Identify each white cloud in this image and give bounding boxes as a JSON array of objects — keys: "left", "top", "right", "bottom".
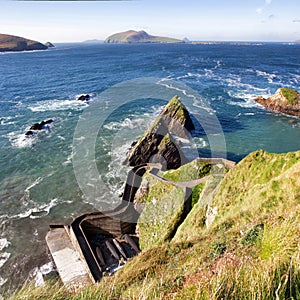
[
  {"left": 265, "top": 0, "right": 272, "bottom": 4},
  {"left": 293, "top": 19, "right": 300, "bottom": 23},
  {"left": 256, "top": 8, "right": 263, "bottom": 15}
]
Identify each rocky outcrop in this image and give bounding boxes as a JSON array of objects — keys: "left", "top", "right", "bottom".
[
  {"left": 126, "top": 96, "right": 195, "bottom": 170},
  {"left": 45, "top": 42, "right": 55, "bottom": 48},
  {"left": 254, "top": 88, "right": 300, "bottom": 117},
  {"left": 105, "top": 30, "right": 182, "bottom": 44},
  {"left": 77, "top": 94, "right": 90, "bottom": 102},
  {"left": 25, "top": 119, "right": 53, "bottom": 136},
  {"left": 0, "top": 34, "right": 48, "bottom": 52}
]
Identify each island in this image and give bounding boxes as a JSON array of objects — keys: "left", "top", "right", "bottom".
[
  {"left": 254, "top": 88, "right": 300, "bottom": 117},
  {"left": 0, "top": 33, "right": 48, "bottom": 52},
  {"left": 104, "top": 30, "right": 182, "bottom": 44}
]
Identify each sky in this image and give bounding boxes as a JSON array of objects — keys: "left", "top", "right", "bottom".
[{"left": 1, "top": 0, "right": 300, "bottom": 42}]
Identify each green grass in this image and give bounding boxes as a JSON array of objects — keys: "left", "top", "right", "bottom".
[
  {"left": 10, "top": 150, "right": 300, "bottom": 299},
  {"left": 281, "top": 88, "right": 299, "bottom": 105}
]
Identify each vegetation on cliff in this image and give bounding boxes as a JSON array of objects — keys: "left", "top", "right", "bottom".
[
  {"left": 126, "top": 95, "right": 194, "bottom": 169},
  {"left": 11, "top": 149, "right": 300, "bottom": 299},
  {"left": 255, "top": 88, "right": 300, "bottom": 117},
  {"left": 105, "top": 30, "right": 182, "bottom": 44},
  {"left": 0, "top": 34, "right": 48, "bottom": 52}
]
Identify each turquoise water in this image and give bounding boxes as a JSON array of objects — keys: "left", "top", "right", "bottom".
[{"left": 0, "top": 42, "right": 300, "bottom": 291}]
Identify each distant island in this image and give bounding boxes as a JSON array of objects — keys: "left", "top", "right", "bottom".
[
  {"left": 105, "top": 30, "right": 182, "bottom": 44},
  {"left": 82, "top": 39, "right": 104, "bottom": 44},
  {"left": 0, "top": 33, "right": 48, "bottom": 52}
]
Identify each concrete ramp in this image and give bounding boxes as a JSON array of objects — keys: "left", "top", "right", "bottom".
[{"left": 45, "top": 226, "right": 93, "bottom": 289}]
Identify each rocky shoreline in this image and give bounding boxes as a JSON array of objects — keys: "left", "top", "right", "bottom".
[{"left": 254, "top": 88, "right": 300, "bottom": 117}]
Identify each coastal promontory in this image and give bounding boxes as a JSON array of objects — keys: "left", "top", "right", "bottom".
[
  {"left": 0, "top": 34, "right": 48, "bottom": 52},
  {"left": 105, "top": 30, "right": 182, "bottom": 44},
  {"left": 125, "top": 96, "right": 194, "bottom": 170},
  {"left": 255, "top": 88, "right": 300, "bottom": 117}
]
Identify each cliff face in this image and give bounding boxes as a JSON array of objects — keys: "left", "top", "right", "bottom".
[
  {"left": 255, "top": 88, "right": 300, "bottom": 117},
  {"left": 0, "top": 34, "right": 48, "bottom": 52},
  {"left": 14, "top": 150, "right": 300, "bottom": 298},
  {"left": 105, "top": 30, "right": 182, "bottom": 44},
  {"left": 113, "top": 150, "right": 300, "bottom": 299},
  {"left": 126, "top": 96, "right": 195, "bottom": 170}
]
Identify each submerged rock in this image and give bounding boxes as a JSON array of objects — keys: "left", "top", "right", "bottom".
[
  {"left": 25, "top": 119, "right": 53, "bottom": 136},
  {"left": 77, "top": 94, "right": 90, "bottom": 102},
  {"left": 126, "top": 96, "right": 195, "bottom": 170},
  {"left": 254, "top": 88, "right": 300, "bottom": 117}
]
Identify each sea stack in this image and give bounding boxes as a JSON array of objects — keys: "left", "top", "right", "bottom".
[
  {"left": 254, "top": 88, "right": 300, "bottom": 117},
  {"left": 125, "top": 96, "right": 195, "bottom": 170}
]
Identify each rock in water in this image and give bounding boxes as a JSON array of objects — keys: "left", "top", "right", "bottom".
[
  {"left": 126, "top": 96, "right": 195, "bottom": 170},
  {"left": 77, "top": 94, "right": 90, "bottom": 102},
  {"left": 254, "top": 88, "right": 300, "bottom": 117},
  {"left": 45, "top": 42, "right": 55, "bottom": 48}
]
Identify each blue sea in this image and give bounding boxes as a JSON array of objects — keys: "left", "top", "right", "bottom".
[{"left": 0, "top": 42, "right": 300, "bottom": 292}]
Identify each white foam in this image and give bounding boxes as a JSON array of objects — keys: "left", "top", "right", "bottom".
[
  {"left": 0, "top": 239, "right": 11, "bottom": 272},
  {"left": 193, "top": 137, "right": 209, "bottom": 148},
  {"left": 157, "top": 78, "right": 213, "bottom": 114},
  {"left": 228, "top": 90, "right": 270, "bottom": 108},
  {"left": 256, "top": 70, "right": 277, "bottom": 83},
  {"left": 8, "top": 132, "right": 35, "bottom": 148},
  {"left": 25, "top": 177, "right": 43, "bottom": 192},
  {"left": 0, "top": 276, "right": 7, "bottom": 287},
  {"left": 63, "top": 152, "right": 74, "bottom": 165},
  {"left": 9, "top": 198, "right": 73, "bottom": 220},
  {"left": 39, "top": 261, "right": 54, "bottom": 275},
  {"left": 0, "top": 116, "right": 16, "bottom": 126},
  {"left": 0, "top": 252, "right": 10, "bottom": 269},
  {"left": 104, "top": 117, "right": 144, "bottom": 131},
  {"left": 29, "top": 99, "right": 88, "bottom": 112},
  {"left": 0, "top": 238, "right": 10, "bottom": 252}
]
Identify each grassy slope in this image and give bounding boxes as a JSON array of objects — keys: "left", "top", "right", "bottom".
[
  {"left": 10, "top": 150, "right": 300, "bottom": 299},
  {"left": 105, "top": 30, "right": 182, "bottom": 43},
  {"left": 0, "top": 34, "right": 46, "bottom": 51},
  {"left": 137, "top": 159, "right": 226, "bottom": 251}
]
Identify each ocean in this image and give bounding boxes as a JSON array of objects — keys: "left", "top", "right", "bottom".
[{"left": 0, "top": 42, "right": 300, "bottom": 293}]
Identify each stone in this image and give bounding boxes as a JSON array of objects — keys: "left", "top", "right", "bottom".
[
  {"left": 77, "top": 94, "right": 90, "bottom": 101},
  {"left": 254, "top": 88, "right": 300, "bottom": 117},
  {"left": 125, "top": 96, "right": 194, "bottom": 170}
]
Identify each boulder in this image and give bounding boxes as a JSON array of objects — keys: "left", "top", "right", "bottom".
[
  {"left": 126, "top": 96, "right": 194, "bottom": 170},
  {"left": 254, "top": 88, "right": 300, "bottom": 117},
  {"left": 29, "top": 119, "right": 53, "bottom": 131},
  {"left": 25, "top": 130, "right": 35, "bottom": 136},
  {"left": 26, "top": 119, "right": 53, "bottom": 136},
  {"left": 77, "top": 94, "right": 90, "bottom": 102}
]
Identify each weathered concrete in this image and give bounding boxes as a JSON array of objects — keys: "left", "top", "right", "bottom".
[{"left": 45, "top": 226, "right": 92, "bottom": 290}]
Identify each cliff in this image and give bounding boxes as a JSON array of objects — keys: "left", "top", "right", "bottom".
[
  {"left": 125, "top": 95, "right": 195, "bottom": 170},
  {"left": 0, "top": 34, "right": 48, "bottom": 52},
  {"left": 105, "top": 30, "right": 182, "bottom": 44},
  {"left": 12, "top": 150, "right": 300, "bottom": 299},
  {"left": 254, "top": 88, "right": 300, "bottom": 117}
]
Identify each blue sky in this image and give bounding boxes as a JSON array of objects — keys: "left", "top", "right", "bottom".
[{"left": 1, "top": 0, "right": 300, "bottom": 42}]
